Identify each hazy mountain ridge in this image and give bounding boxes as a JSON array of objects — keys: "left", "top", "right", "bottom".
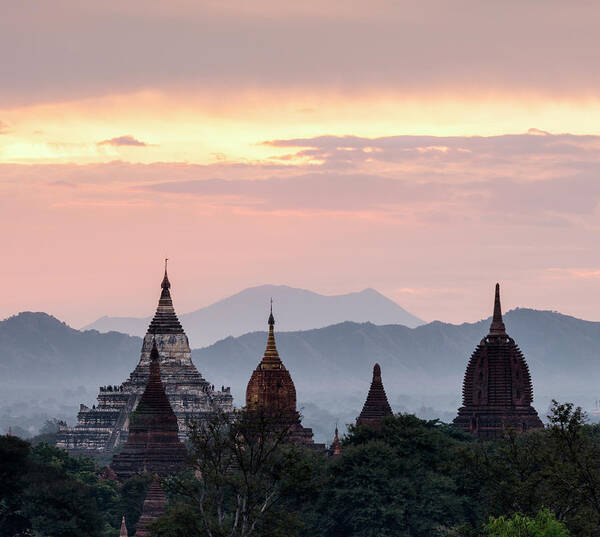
[
  {"left": 83, "top": 284, "right": 425, "bottom": 346},
  {"left": 0, "top": 312, "right": 141, "bottom": 384},
  {"left": 193, "top": 308, "right": 600, "bottom": 398},
  {"left": 3, "top": 308, "right": 600, "bottom": 441}
]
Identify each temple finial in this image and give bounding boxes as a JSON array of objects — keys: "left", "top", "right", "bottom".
[
  {"left": 373, "top": 363, "right": 382, "bottom": 382},
  {"left": 268, "top": 298, "right": 275, "bottom": 326},
  {"left": 489, "top": 283, "right": 506, "bottom": 335},
  {"left": 119, "top": 515, "right": 128, "bottom": 537},
  {"left": 161, "top": 258, "right": 170, "bottom": 290}
]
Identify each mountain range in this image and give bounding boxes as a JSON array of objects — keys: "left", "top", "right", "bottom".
[
  {"left": 3, "top": 307, "right": 600, "bottom": 442},
  {"left": 82, "top": 284, "right": 424, "bottom": 346}
]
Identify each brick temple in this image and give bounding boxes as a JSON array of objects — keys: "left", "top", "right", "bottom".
[
  {"left": 133, "top": 478, "right": 168, "bottom": 537},
  {"left": 453, "top": 284, "right": 543, "bottom": 439},
  {"left": 57, "top": 263, "right": 233, "bottom": 454},
  {"left": 356, "top": 363, "right": 393, "bottom": 428},
  {"left": 245, "top": 305, "right": 318, "bottom": 446},
  {"left": 111, "top": 339, "right": 187, "bottom": 480}
]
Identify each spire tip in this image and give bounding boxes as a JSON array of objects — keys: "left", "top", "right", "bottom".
[
  {"left": 489, "top": 282, "right": 506, "bottom": 335},
  {"left": 268, "top": 298, "right": 275, "bottom": 326}
]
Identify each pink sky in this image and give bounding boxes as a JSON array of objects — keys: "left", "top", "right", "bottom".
[{"left": 2, "top": 1, "right": 600, "bottom": 327}]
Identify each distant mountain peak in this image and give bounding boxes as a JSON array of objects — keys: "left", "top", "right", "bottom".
[{"left": 83, "top": 284, "right": 425, "bottom": 346}]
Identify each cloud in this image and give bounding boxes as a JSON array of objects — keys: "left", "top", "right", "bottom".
[
  {"left": 97, "top": 135, "right": 148, "bottom": 147},
  {"left": 546, "top": 268, "right": 600, "bottom": 280},
  {"left": 6, "top": 130, "right": 600, "bottom": 224},
  {"left": 2, "top": 1, "right": 600, "bottom": 105},
  {"left": 134, "top": 131, "right": 600, "bottom": 219},
  {"left": 0, "top": 120, "right": 10, "bottom": 134}
]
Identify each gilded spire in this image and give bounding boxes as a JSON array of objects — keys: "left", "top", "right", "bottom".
[
  {"left": 331, "top": 424, "right": 341, "bottom": 456},
  {"left": 489, "top": 283, "right": 506, "bottom": 335},
  {"left": 261, "top": 300, "right": 281, "bottom": 366}
]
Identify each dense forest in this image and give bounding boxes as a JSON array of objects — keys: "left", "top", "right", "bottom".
[{"left": 2, "top": 401, "right": 597, "bottom": 537}]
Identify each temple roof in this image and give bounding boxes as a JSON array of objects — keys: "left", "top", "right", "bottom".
[
  {"left": 130, "top": 339, "right": 179, "bottom": 433},
  {"left": 147, "top": 260, "right": 184, "bottom": 335},
  {"left": 357, "top": 363, "right": 393, "bottom": 427}
]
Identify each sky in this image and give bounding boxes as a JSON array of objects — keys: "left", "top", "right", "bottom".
[{"left": 2, "top": 0, "right": 600, "bottom": 328}]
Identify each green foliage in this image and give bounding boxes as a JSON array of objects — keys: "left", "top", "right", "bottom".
[
  {"left": 119, "top": 474, "right": 152, "bottom": 535},
  {"left": 6, "top": 401, "right": 600, "bottom": 537},
  {"left": 0, "top": 437, "right": 153, "bottom": 537},
  {"left": 0, "top": 435, "right": 31, "bottom": 535},
  {"left": 160, "top": 409, "right": 322, "bottom": 537},
  {"left": 460, "top": 401, "right": 600, "bottom": 535},
  {"left": 307, "top": 415, "right": 477, "bottom": 537},
  {"left": 484, "top": 509, "right": 569, "bottom": 537}
]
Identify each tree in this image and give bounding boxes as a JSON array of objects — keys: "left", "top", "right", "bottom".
[
  {"left": 308, "top": 414, "right": 477, "bottom": 537},
  {"left": 458, "top": 401, "right": 600, "bottom": 535},
  {"left": 484, "top": 509, "right": 570, "bottom": 537},
  {"left": 160, "top": 409, "right": 320, "bottom": 537},
  {"left": 0, "top": 435, "right": 31, "bottom": 536}
]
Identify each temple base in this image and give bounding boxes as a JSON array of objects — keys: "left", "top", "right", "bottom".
[{"left": 453, "top": 405, "right": 543, "bottom": 440}]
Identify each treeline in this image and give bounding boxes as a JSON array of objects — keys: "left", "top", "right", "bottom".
[{"left": 2, "top": 402, "right": 598, "bottom": 536}]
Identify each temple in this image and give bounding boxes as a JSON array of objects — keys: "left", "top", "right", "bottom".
[
  {"left": 356, "top": 363, "right": 393, "bottom": 428},
  {"left": 134, "top": 479, "right": 167, "bottom": 537},
  {"left": 120, "top": 516, "right": 128, "bottom": 537},
  {"left": 453, "top": 284, "right": 543, "bottom": 439},
  {"left": 111, "top": 339, "right": 187, "bottom": 480},
  {"left": 245, "top": 305, "right": 317, "bottom": 446},
  {"left": 329, "top": 426, "right": 342, "bottom": 457},
  {"left": 57, "top": 262, "right": 233, "bottom": 454}
]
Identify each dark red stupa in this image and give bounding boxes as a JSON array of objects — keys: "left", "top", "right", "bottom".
[
  {"left": 453, "top": 284, "right": 543, "bottom": 439},
  {"left": 245, "top": 305, "right": 316, "bottom": 446},
  {"left": 134, "top": 478, "right": 167, "bottom": 537},
  {"left": 356, "top": 363, "right": 393, "bottom": 428},
  {"left": 111, "top": 339, "right": 187, "bottom": 480}
]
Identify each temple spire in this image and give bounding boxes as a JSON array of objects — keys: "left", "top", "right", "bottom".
[
  {"left": 111, "top": 334, "right": 187, "bottom": 480},
  {"left": 489, "top": 283, "right": 506, "bottom": 335},
  {"left": 119, "top": 516, "right": 128, "bottom": 537},
  {"left": 148, "top": 261, "right": 184, "bottom": 334},
  {"left": 161, "top": 258, "right": 170, "bottom": 290},
  {"left": 357, "top": 363, "right": 393, "bottom": 428},
  {"left": 262, "top": 300, "right": 280, "bottom": 364},
  {"left": 331, "top": 424, "right": 341, "bottom": 456}
]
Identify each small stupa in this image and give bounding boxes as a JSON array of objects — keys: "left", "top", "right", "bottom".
[{"left": 356, "top": 363, "right": 393, "bottom": 428}]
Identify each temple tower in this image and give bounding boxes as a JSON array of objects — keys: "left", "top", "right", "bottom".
[
  {"left": 120, "top": 516, "right": 128, "bottom": 537},
  {"left": 111, "top": 340, "right": 187, "bottom": 480},
  {"left": 330, "top": 426, "right": 342, "bottom": 457},
  {"left": 356, "top": 363, "right": 393, "bottom": 428},
  {"left": 134, "top": 479, "right": 167, "bottom": 537},
  {"left": 57, "top": 262, "right": 233, "bottom": 454},
  {"left": 453, "top": 284, "right": 543, "bottom": 439},
  {"left": 245, "top": 305, "right": 316, "bottom": 446}
]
